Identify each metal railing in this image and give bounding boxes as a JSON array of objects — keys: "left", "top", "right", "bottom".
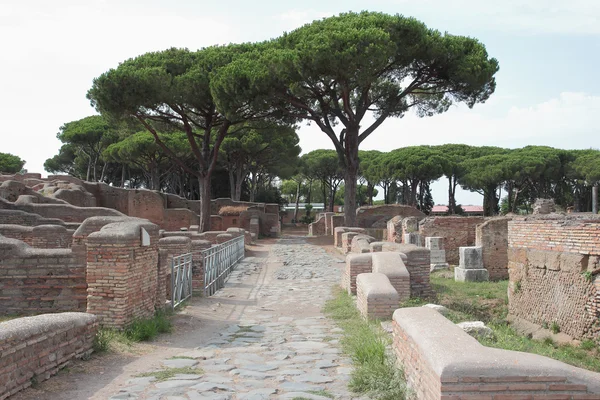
[
  {"left": 171, "top": 253, "right": 193, "bottom": 310},
  {"left": 202, "top": 235, "right": 245, "bottom": 296}
]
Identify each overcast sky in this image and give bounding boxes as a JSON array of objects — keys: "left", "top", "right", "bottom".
[{"left": 1, "top": 0, "right": 599, "bottom": 206}]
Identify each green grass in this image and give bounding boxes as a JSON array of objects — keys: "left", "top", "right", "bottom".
[
  {"left": 136, "top": 366, "right": 203, "bottom": 381},
  {"left": 0, "top": 315, "right": 20, "bottom": 323},
  {"left": 323, "top": 287, "right": 410, "bottom": 400},
  {"left": 402, "top": 270, "right": 600, "bottom": 372},
  {"left": 307, "top": 390, "right": 334, "bottom": 398},
  {"left": 93, "top": 310, "right": 173, "bottom": 353}
]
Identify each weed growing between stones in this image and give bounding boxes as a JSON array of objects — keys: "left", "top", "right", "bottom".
[
  {"left": 401, "top": 271, "right": 600, "bottom": 372},
  {"left": 93, "top": 311, "right": 173, "bottom": 353},
  {"left": 136, "top": 366, "right": 203, "bottom": 381},
  {"left": 323, "top": 287, "right": 410, "bottom": 400}
]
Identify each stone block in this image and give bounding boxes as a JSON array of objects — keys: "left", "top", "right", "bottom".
[
  {"left": 403, "top": 232, "right": 422, "bottom": 246},
  {"left": 371, "top": 252, "right": 410, "bottom": 301},
  {"left": 454, "top": 266, "right": 489, "bottom": 282},
  {"left": 343, "top": 253, "right": 373, "bottom": 294},
  {"left": 459, "top": 246, "right": 483, "bottom": 269},
  {"left": 425, "top": 236, "right": 444, "bottom": 250},
  {"left": 356, "top": 272, "right": 399, "bottom": 320},
  {"left": 429, "top": 249, "right": 449, "bottom": 271}
]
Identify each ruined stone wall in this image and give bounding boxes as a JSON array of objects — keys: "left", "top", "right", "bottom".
[
  {"left": 393, "top": 307, "right": 600, "bottom": 400},
  {"left": 476, "top": 217, "right": 510, "bottom": 280},
  {"left": 0, "top": 225, "right": 73, "bottom": 249},
  {"left": 355, "top": 204, "right": 425, "bottom": 229},
  {"left": 418, "top": 216, "right": 485, "bottom": 264},
  {"left": 308, "top": 214, "right": 326, "bottom": 236},
  {"left": 0, "top": 209, "right": 66, "bottom": 227},
  {"left": 0, "top": 313, "right": 98, "bottom": 400},
  {"left": 508, "top": 216, "right": 600, "bottom": 340},
  {"left": 0, "top": 236, "right": 87, "bottom": 315}
]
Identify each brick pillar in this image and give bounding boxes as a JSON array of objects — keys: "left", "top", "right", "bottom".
[
  {"left": 86, "top": 221, "right": 160, "bottom": 329},
  {"left": 158, "top": 236, "right": 192, "bottom": 308},
  {"left": 395, "top": 244, "right": 433, "bottom": 298},
  {"left": 191, "top": 239, "right": 211, "bottom": 290}
]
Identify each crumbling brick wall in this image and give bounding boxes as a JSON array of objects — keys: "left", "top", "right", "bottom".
[
  {"left": 508, "top": 215, "right": 600, "bottom": 340},
  {"left": 476, "top": 217, "right": 510, "bottom": 280},
  {"left": 418, "top": 216, "right": 485, "bottom": 264},
  {"left": 355, "top": 204, "right": 425, "bottom": 229},
  {"left": 0, "top": 236, "right": 87, "bottom": 315},
  {"left": 0, "top": 313, "right": 98, "bottom": 400}
]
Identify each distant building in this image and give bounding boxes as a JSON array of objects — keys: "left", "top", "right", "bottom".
[{"left": 431, "top": 204, "right": 484, "bottom": 216}]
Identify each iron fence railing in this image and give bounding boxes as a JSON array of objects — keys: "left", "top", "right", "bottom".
[
  {"left": 170, "top": 253, "right": 193, "bottom": 310},
  {"left": 202, "top": 235, "right": 245, "bottom": 296}
]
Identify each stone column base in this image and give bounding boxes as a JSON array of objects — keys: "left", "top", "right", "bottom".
[
  {"left": 455, "top": 267, "right": 489, "bottom": 282},
  {"left": 430, "top": 263, "right": 450, "bottom": 272}
]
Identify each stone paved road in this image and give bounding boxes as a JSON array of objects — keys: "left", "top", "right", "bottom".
[{"left": 109, "top": 236, "right": 363, "bottom": 400}]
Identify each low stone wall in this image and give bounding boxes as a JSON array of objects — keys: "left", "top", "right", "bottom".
[
  {"left": 392, "top": 244, "right": 433, "bottom": 298},
  {"left": 476, "top": 217, "right": 510, "bottom": 280},
  {"left": 308, "top": 214, "right": 326, "bottom": 236},
  {"left": 0, "top": 209, "right": 66, "bottom": 227},
  {"left": 356, "top": 273, "right": 399, "bottom": 320},
  {"left": 418, "top": 216, "right": 485, "bottom": 264},
  {"left": 342, "top": 253, "right": 373, "bottom": 295},
  {"left": 0, "top": 224, "right": 73, "bottom": 248},
  {"left": 334, "top": 227, "right": 365, "bottom": 248},
  {"left": 393, "top": 307, "right": 600, "bottom": 400},
  {"left": 0, "top": 313, "right": 98, "bottom": 400},
  {"left": 0, "top": 236, "right": 86, "bottom": 315},
  {"left": 351, "top": 234, "right": 375, "bottom": 254},
  {"left": 371, "top": 252, "right": 410, "bottom": 301},
  {"left": 508, "top": 215, "right": 600, "bottom": 340}
]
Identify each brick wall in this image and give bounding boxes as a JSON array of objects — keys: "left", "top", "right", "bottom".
[
  {"left": 418, "top": 216, "right": 485, "bottom": 264},
  {"left": 476, "top": 217, "right": 510, "bottom": 280},
  {"left": 393, "top": 244, "right": 433, "bottom": 298},
  {"left": 355, "top": 204, "right": 425, "bottom": 228},
  {"left": 86, "top": 220, "right": 160, "bottom": 329},
  {"left": 393, "top": 307, "right": 600, "bottom": 400},
  {"left": 0, "top": 236, "right": 86, "bottom": 315},
  {"left": 508, "top": 216, "right": 600, "bottom": 340},
  {"left": 0, "top": 209, "right": 65, "bottom": 227},
  {"left": 0, "top": 313, "right": 98, "bottom": 400},
  {"left": 308, "top": 214, "right": 326, "bottom": 236}
]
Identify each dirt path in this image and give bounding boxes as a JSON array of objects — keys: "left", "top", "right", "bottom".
[{"left": 12, "top": 235, "right": 359, "bottom": 400}]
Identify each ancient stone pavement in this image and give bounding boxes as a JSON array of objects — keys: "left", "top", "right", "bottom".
[{"left": 109, "top": 236, "right": 362, "bottom": 400}]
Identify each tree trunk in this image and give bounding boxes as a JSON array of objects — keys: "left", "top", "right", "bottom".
[
  {"left": 448, "top": 176, "right": 456, "bottom": 214},
  {"left": 120, "top": 164, "right": 126, "bottom": 188},
  {"left": 228, "top": 170, "right": 236, "bottom": 200},
  {"left": 86, "top": 158, "right": 91, "bottom": 182},
  {"left": 150, "top": 167, "right": 160, "bottom": 191},
  {"left": 329, "top": 182, "right": 337, "bottom": 212},
  {"left": 322, "top": 180, "right": 327, "bottom": 211},
  {"left": 367, "top": 183, "right": 374, "bottom": 206},
  {"left": 234, "top": 169, "right": 244, "bottom": 201},
  {"left": 249, "top": 173, "right": 257, "bottom": 202},
  {"left": 198, "top": 173, "right": 212, "bottom": 232},
  {"left": 293, "top": 181, "right": 300, "bottom": 222}
]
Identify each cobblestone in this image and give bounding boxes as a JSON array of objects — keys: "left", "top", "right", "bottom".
[{"left": 110, "top": 237, "right": 363, "bottom": 400}]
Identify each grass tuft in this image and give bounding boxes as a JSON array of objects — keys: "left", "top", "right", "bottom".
[
  {"left": 136, "top": 366, "right": 203, "bottom": 381},
  {"left": 410, "top": 270, "right": 600, "bottom": 373},
  {"left": 323, "top": 287, "right": 410, "bottom": 399},
  {"left": 93, "top": 310, "right": 173, "bottom": 353}
]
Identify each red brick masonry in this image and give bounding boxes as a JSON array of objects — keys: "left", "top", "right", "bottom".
[
  {"left": 393, "top": 307, "right": 600, "bottom": 400},
  {"left": 0, "top": 313, "right": 98, "bottom": 400}
]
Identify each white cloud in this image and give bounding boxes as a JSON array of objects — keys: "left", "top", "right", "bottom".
[
  {"left": 388, "top": 0, "right": 600, "bottom": 35},
  {"left": 296, "top": 91, "right": 600, "bottom": 204}
]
